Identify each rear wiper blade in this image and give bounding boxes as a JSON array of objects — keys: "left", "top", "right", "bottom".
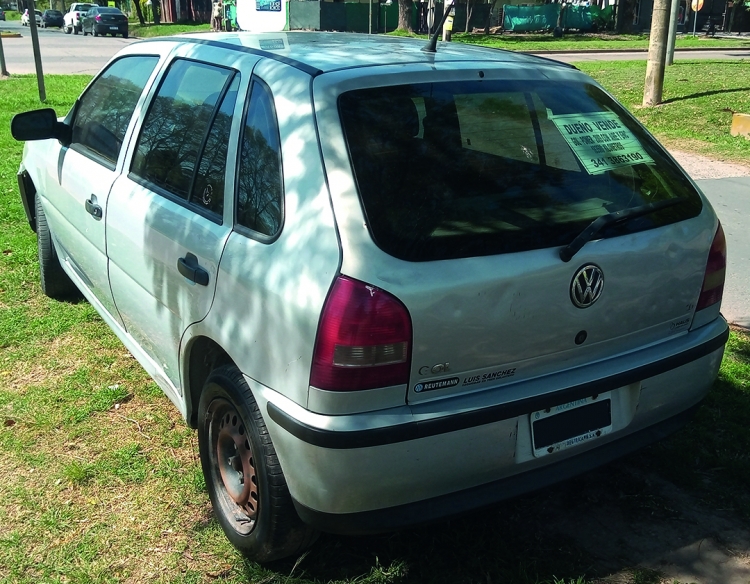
[{"left": 559, "top": 198, "right": 687, "bottom": 263}]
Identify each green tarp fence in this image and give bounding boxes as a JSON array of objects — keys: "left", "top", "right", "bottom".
[
  {"left": 502, "top": 4, "right": 594, "bottom": 32},
  {"left": 562, "top": 5, "right": 593, "bottom": 30},
  {"left": 287, "top": 1, "right": 489, "bottom": 34}
]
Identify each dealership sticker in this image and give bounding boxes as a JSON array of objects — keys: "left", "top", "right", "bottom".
[
  {"left": 462, "top": 368, "right": 516, "bottom": 387},
  {"left": 550, "top": 112, "right": 654, "bottom": 175},
  {"left": 414, "top": 377, "right": 460, "bottom": 393}
]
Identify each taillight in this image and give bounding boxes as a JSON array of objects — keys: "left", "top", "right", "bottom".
[
  {"left": 310, "top": 276, "right": 412, "bottom": 391},
  {"left": 95, "top": 14, "right": 101, "bottom": 20},
  {"left": 696, "top": 223, "right": 726, "bottom": 311}
]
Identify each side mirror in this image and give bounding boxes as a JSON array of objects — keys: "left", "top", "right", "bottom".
[{"left": 11, "top": 108, "right": 72, "bottom": 146}]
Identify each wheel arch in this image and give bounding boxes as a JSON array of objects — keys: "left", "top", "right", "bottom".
[{"left": 183, "top": 335, "right": 233, "bottom": 429}]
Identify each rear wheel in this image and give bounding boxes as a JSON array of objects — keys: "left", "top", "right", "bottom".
[
  {"left": 73, "top": 24, "right": 78, "bottom": 34},
  {"left": 64, "top": 25, "right": 71, "bottom": 33},
  {"left": 198, "top": 365, "right": 318, "bottom": 562},
  {"left": 93, "top": 28, "right": 98, "bottom": 36},
  {"left": 36, "top": 195, "right": 80, "bottom": 300},
  {"left": 123, "top": 31, "right": 128, "bottom": 38}
]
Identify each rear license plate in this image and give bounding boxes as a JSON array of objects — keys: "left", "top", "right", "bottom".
[
  {"left": 531, "top": 393, "right": 612, "bottom": 458},
  {"left": 110, "top": 26, "right": 119, "bottom": 30}
]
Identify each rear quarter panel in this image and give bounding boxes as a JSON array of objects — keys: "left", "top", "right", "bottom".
[{"left": 190, "top": 59, "right": 341, "bottom": 408}]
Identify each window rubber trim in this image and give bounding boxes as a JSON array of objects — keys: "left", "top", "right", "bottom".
[{"left": 267, "top": 324, "right": 729, "bottom": 450}]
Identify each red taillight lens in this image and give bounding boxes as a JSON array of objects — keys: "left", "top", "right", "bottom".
[
  {"left": 696, "top": 223, "right": 726, "bottom": 311},
  {"left": 95, "top": 14, "right": 101, "bottom": 20},
  {"left": 310, "top": 276, "right": 412, "bottom": 392}
]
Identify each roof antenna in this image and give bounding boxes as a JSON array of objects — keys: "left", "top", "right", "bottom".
[{"left": 422, "top": 0, "right": 456, "bottom": 53}]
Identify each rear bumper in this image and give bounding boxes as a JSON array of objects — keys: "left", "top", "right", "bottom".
[
  {"left": 254, "top": 317, "right": 728, "bottom": 532},
  {"left": 294, "top": 402, "right": 699, "bottom": 534},
  {"left": 94, "top": 23, "right": 126, "bottom": 34}
]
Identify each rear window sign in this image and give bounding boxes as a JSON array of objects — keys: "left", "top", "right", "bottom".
[{"left": 550, "top": 112, "right": 655, "bottom": 175}]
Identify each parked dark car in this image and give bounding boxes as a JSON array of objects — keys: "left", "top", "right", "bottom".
[
  {"left": 41, "top": 9, "right": 64, "bottom": 28},
  {"left": 82, "top": 6, "right": 128, "bottom": 38},
  {"left": 0, "top": 8, "right": 6, "bottom": 21}
]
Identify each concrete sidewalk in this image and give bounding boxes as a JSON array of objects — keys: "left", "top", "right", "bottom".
[{"left": 671, "top": 151, "right": 750, "bottom": 329}]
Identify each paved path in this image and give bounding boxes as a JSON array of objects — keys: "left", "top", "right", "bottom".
[{"left": 535, "top": 47, "right": 750, "bottom": 63}]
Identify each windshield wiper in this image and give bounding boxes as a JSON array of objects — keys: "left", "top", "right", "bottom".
[{"left": 559, "top": 197, "right": 688, "bottom": 263}]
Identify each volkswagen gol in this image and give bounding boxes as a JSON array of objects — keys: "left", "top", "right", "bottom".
[{"left": 12, "top": 32, "right": 729, "bottom": 561}]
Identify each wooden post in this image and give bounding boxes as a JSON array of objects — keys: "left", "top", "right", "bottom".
[
  {"left": 643, "top": 0, "right": 671, "bottom": 106},
  {"left": 27, "top": 0, "right": 47, "bottom": 102}
]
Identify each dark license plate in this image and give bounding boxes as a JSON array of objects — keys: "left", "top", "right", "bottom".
[{"left": 531, "top": 395, "right": 612, "bottom": 457}]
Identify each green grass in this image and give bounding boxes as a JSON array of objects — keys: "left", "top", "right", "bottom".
[
  {"left": 3, "top": 10, "right": 21, "bottom": 21},
  {"left": 577, "top": 60, "right": 750, "bottom": 162},
  {"left": 128, "top": 21, "right": 210, "bottom": 38},
  {"left": 390, "top": 30, "right": 750, "bottom": 51},
  {"left": 1, "top": 71, "right": 750, "bottom": 583}
]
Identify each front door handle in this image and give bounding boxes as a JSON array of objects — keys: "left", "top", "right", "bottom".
[
  {"left": 85, "top": 196, "right": 102, "bottom": 219},
  {"left": 177, "top": 253, "right": 209, "bottom": 286}
]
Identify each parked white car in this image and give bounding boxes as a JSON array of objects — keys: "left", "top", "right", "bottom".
[
  {"left": 11, "top": 32, "right": 729, "bottom": 562},
  {"left": 63, "top": 2, "right": 94, "bottom": 34}
]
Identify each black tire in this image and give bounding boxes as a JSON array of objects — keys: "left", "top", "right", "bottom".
[
  {"left": 64, "top": 25, "right": 71, "bottom": 34},
  {"left": 36, "top": 195, "right": 80, "bottom": 300},
  {"left": 93, "top": 28, "right": 98, "bottom": 36},
  {"left": 198, "top": 365, "right": 318, "bottom": 562},
  {"left": 73, "top": 24, "right": 78, "bottom": 34},
  {"left": 123, "top": 31, "right": 128, "bottom": 38}
]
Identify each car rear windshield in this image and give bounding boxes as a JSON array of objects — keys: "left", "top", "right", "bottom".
[
  {"left": 339, "top": 79, "right": 703, "bottom": 262},
  {"left": 99, "top": 7, "right": 121, "bottom": 12}
]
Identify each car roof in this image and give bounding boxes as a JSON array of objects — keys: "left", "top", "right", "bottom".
[{"left": 164, "top": 32, "right": 574, "bottom": 76}]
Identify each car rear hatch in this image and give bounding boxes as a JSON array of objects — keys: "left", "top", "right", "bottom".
[
  {"left": 320, "top": 66, "right": 715, "bottom": 405},
  {"left": 99, "top": 11, "right": 126, "bottom": 23}
]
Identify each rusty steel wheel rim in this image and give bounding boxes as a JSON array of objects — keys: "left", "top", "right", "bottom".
[{"left": 209, "top": 399, "right": 259, "bottom": 534}]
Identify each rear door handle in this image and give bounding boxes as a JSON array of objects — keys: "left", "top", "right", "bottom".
[
  {"left": 177, "top": 253, "right": 209, "bottom": 286},
  {"left": 85, "top": 196, "right": 102, "bottom": 219}
]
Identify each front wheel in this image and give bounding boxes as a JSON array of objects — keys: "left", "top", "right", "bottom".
[
  {"left": 198, "top": 365, "right": 318, "bottom": 563},
  {"left": 36, "top": 195, "right": 80, "bottom": 300}
]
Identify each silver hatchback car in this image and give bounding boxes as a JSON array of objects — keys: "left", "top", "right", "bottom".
[{"left": 12, "top": 32, "right": 729, "bottom": 562}]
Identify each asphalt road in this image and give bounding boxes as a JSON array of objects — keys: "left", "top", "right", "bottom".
[
  {"left": 3, "top": 20, "right": 748, "bottom": 326},
  {"left": 1, "top": 18, "right": 136, "bottom": 75}
]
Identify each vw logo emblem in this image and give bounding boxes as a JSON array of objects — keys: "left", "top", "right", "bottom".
[{"left": 571, "top": 264, "right": 604, "bottom": 308}]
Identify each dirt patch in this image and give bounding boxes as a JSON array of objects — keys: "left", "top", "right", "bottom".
[{"left": 669, "top": 148, "right": 750, "bottom": 179}]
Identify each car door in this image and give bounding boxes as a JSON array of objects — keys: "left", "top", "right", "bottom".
[
  {"left": 107, "top": 54, "right": 252, "bottom": 391},
  {"left": 41, "top": 54, "right": 161, "bottom": 323}
]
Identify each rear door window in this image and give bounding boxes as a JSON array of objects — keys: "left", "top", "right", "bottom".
[
  {"left": 339, "top": 80, "right": 702, "bottom": 262},
  {"left": 130, "top": 58, "right": 237, "bottom": 220}
]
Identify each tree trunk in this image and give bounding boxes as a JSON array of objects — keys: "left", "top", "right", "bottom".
[
  {"left": 133, "top": 0, "right": 146, "bottom": 25},
  {"left": 397, "top": 0, "right": 413, "bottom": 32},
  {"left": 465, "top": 0, "right": 475, "bottom": 32},
  {"left": 727, "top": 1, "right": 737, "bottom": 32},
  {"left": 483, "top": 0, "right": 498, "bottom": 33},
  {"left": 643, "top": 0, "right": 671, "bottom": 106}
]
